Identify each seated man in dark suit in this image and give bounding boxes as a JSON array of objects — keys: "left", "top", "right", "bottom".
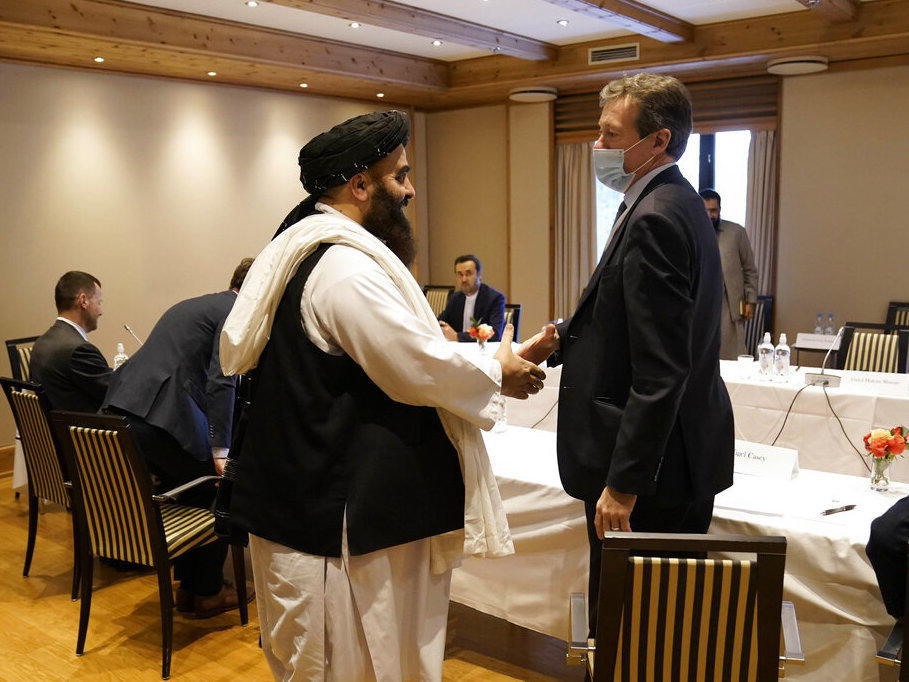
[
  {"left": 102, "top": 257, "right": 253, "bottom": 618},
  {"left": 867, "top": 496, "right": 909, "bottom": 621},
  {"left": 438, "top": 254, "right": 506, "bottom": 342},
  {"left": 30, "top": 271, "right": 112, "bottom": 411}
]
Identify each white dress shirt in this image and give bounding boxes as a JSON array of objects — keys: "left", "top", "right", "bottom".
[
  {"left": 462, "top": 290, "right": 479, "bottom": 332},
  {"left": 56, "top": 316, "right": 88, "bottom": 341}
]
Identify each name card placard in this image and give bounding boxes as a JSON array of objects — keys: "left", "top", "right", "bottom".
[
  {"left": 733, "top": 439, "right": 799, "bottom": 480},
  {"left": 794, "top": 333, "right": 840, "bottom": 351},
  {"left": 841, "top": 371, "right": 909, "bottom": 397}
]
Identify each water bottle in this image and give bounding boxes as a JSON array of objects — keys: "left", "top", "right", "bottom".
[
  {"left": 813, "top": 313, "right": 824, "bottom": 335},
  {"left": 113, "top": 342, "right": 129, "bottom": 370},
  {"left": 774, "top": 333, "right": 790, "bottom": 381},
  {"left": 824, "top": 313, "right": 835, "bottom": 336},
  {"left": 757, "top": 332, "right": 774, "bottom": 378}
]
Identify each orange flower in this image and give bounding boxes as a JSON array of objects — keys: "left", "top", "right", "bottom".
[
  {"left": 889, "top": 431, "right": 907, "bottom": 456},
  {"left": 477, "top": 323, "right": 494, "bottom": 341},
  {"left": 468, "top": 327, "right": 478, "bottom": 338},
  {"left": 864, "top": 426, "right": 908, "bottom": 459}
]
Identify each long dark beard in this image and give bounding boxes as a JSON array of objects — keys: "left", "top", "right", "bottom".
[{"left": 362, "top": 184, "right": 415, "bottom": 267}]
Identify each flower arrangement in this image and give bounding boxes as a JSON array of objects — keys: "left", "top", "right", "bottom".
[
  {"left": 864, "top": 426, "right": 906, "bottom": 491},
  {"left": 468, "top": 317, "right": 495, "bottom": 349},
  {"left": 863, "top": 426, "right": 907, "bottom": 461}
]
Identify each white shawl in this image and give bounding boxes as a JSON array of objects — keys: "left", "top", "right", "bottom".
[{"left": 220, "top": 205, "right": 514, "bottom": 572}]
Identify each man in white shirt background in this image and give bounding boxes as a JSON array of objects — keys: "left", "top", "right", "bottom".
[{"left": 438, "top": 254, "right": 506, "bottom": 342}]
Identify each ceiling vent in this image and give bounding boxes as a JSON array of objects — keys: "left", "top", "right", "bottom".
[
  {"left": 588, "top": 43, "right": 640, "bottom": 66},
  {"left": 766, "top": 55, "right": 828, "bottom": 75}
]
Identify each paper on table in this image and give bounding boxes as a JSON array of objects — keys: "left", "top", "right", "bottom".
[{"left": 714, "top": 477, "right": 786, "bottom": 516}]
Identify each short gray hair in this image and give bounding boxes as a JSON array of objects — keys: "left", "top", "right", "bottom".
[{"left": 599, "top": 73, "right": 692, "bottom": 160}]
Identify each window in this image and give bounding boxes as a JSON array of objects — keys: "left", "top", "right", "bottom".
[{"left": 595, "top": 130, "right": 752, "bottom": 255}]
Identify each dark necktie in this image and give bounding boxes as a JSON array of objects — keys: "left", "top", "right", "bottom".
[{"left": 612, "top": 201, "right": 627, "bottom": 227}]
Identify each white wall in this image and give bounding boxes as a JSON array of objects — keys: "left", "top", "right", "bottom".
[
  {"left": 776, "top": 64, "right": 909, "bottom": 339},
  {"left": 0, "top": 62, "right": 396, "bottom": 445}
]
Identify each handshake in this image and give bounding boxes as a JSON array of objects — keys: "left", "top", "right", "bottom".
[{"left": 494, "top": 322, "right": 560, "bottom": 399}]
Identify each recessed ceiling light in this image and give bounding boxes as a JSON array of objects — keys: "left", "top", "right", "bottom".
[
  {"left": 349, "top": 22, "right": 360, "bottom": 29},
  {"left": 94, "top": 57, "right": 104, "bottom": 63},
  {"left": 432, "top": 39, "right": 443, "bottom": 47},
  {"left": 299, "top": 82, "right": 308, "bottom": 88},
  {"left": 556, "top": 19, "right": 569, "bottom": 27},
  {"left": 491, "top": 46, "right": 502, "bottom": 53},
  {"left": 376, "top": 92, "right": 385, "bottom": 98},
  {"left": 245, "top": 0, "right": 258, "bottom": 6},
  {"left": 207, "top": 71, "right": 217, "bottom": 76}
]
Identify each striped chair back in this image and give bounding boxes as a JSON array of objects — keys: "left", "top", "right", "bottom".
[
  {"left": 886, "top": 302, "right": 909, "bottom": 328},
  {"left": 843, "top": 331, "right": 899, "bottom": 372},
  {"left": 743, "top": 295, "right": 773, "bottom": 358},
  {"left": 65, "top": 422, "right": 158, "bottom": 566},
  {"left": 5, "top": 336, "right": 38, "bottom": 381},
  {"left": 1, "top": 379, "right": 69, "bottom": 506},
  {"left": 423, "top": 285, "right": 454, "bottom": 317},
  {"left": 612, "top": 557, "right": 758, "bottom": 681},
  {"left": 504, "top": 303, "right": 522, "bottom": 342},
  {"left": 592, "top": 534, "right": 787, "bottom": 682}
]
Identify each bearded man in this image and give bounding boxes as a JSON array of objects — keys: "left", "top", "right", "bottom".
[{"left": 219, "top": 110, "right": 544, "bottom": 681}]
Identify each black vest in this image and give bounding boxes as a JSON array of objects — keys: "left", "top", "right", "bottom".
[{"left": 230, "top": 244, "right": 465, "bottom": 556}]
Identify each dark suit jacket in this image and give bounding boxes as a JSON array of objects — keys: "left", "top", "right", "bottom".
[
  {"left": 29, "top": 320, "right": 112, "bottom": 412},
  {"left": 102, "top": 291, "right": 237, "bottom": 462},
  {"left": 438, "top": 283, "right": 506, "bottom": 342},
  {"left": 552, "top": 165, "right": 734, "bottom": 504}
]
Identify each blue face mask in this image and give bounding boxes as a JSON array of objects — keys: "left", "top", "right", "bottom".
[{"left": 592, "top": 135, "right": 654, "bottom": 193}]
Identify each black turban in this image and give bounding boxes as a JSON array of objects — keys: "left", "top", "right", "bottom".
[{"left": 273, "top": 110, "right": 411, "bottom": 239}]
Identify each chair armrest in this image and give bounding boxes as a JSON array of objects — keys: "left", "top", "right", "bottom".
[
  {"left": 567, "top": 592, "right": 594, "bottom": 665},
  {"left": 780, "top": 601, "right": 805, "bottom": 666},
  {"left": 153, "top": 475, "right": 221, "bottom": 502},
  {"left": 875, "top": 620, "right": 902, "bottom": 666}
]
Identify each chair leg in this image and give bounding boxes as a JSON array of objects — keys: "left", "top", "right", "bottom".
[
  {"left": 156, "top": 564, "right": 174, "bottom": 680},
  {"left": 76, "top": 552, "right": 94, "bottom": 656},
  {"left": 23, "top": 493, "right": 38, "bottom": 577},
  {"left": 231, "top": 543, "right": 249, "bottom": 626},
  {"left": 69, "top": 510, "right": 82, "bottom": 601}
]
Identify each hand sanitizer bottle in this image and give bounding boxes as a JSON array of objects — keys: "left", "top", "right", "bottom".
[{"left": 113, "top": 342, "right": 129, "bottom": 370}]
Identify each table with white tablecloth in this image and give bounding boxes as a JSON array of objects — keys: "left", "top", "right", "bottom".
[
  {"left": 502, "top": 357, "right": 909, "bottom": 482},
  {"left": 452, "top": 426, "right": 901, "bottom": 681}
]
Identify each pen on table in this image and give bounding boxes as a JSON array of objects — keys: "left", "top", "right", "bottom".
[{"left": 821, "top": 504, "right": 856, "bottom": 516}]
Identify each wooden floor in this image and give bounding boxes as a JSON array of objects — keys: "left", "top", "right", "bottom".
[{"left": 0, "top": 473, "right": 580, "bottom": 681}]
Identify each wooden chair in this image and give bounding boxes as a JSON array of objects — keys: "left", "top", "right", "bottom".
[
  {"left": 1, "top": 377, "right": 81, "bottom": 600},
  {"left": 504, "top": 303, "right": 522, "bottom": 342},
  {"left": 887, "top": 302, "right": 909, "bottom": 328},
  {"left": 744, "top": 295, "right": 773, "bottom": 358},
  {"left": 423, "top": 284, "right": 454, "bottom": 317},
  {"left": 836, "top": 326, "right": 909, "bottom": 373},
  {"left": 50, "top": 411, "right": 248, "bottom": 680},
  {"left": 567, "top": 533, "right": 804, "bottom": 681},
  {"left": 5, "top": 335, "right": 39, "bottom": 381}
]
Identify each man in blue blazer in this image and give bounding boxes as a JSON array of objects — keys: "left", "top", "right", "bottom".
[
  {"left": 102, "top": 257, "right": 252, "bottom": 617},
  {"left": 520, "top": 74, "right": 734, "bottom": 632},
  {"left": 438, "top": 254, "right": 506, "bottom": 342}
]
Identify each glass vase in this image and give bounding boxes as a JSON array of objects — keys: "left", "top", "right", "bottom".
[
  {"left": 477, "top": 338, "right": 487, "bottom": 353},
  {"left": 870, "top": 457, "right": 892, "bottom": 492}
]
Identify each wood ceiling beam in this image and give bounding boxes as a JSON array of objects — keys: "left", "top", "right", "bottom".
[
  {"left": 447, "top": 0, "right": 909, "bottom": 92},
  {"left": 794, "top": 0, "right": 859, "bottom": 22},
  {"left": 0, "top": 0, "right": 448, "bottom": 89},
  {"left": 539, "top": 0, "right": 694, "bottom": 42},
  {"left": 267, "top": 0, "right": 556, "bottom": 61}
]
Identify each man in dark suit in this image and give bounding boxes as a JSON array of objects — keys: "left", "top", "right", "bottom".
[
  {"left": 520, "top": 73, "right": 734, "bottom": 631},
  {"left": 102, "top": 257, "right": 253, "bottom": 618},
  {"left": 30, "top": 271, "right": 112, "bottom": 411},
  {"left": 438, "top": 254, "right": 506, "bottom": 342}
]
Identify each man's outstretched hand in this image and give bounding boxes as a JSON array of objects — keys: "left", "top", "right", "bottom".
[
  {"left": 495, "top": 323, "right": 546, "bottom": 399},
  {"left": 516, "top": 323, "right": 559, "bottom": 366}
]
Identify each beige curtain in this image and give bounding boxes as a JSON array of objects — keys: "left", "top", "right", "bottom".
[
  {"left": 745, "top": 130, "right": 777, "bottom": 295},
  {"left": 554, "top": 142, "right": 597, "bottom": 319}
]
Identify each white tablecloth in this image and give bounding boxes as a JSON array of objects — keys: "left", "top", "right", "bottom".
[
  {"left": 504, "top": 359, "right": 909, "bottom": 482},
  {"left": 451, "top": 426, "right": 901, "bottom": 681}
]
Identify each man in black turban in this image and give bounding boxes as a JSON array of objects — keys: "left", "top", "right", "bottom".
[
  {"left": 274, "top": 110, "right": 414, "bottom": 265},
  {"left": 223, "top": 110, "right": 545, "bottom": 680}
]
